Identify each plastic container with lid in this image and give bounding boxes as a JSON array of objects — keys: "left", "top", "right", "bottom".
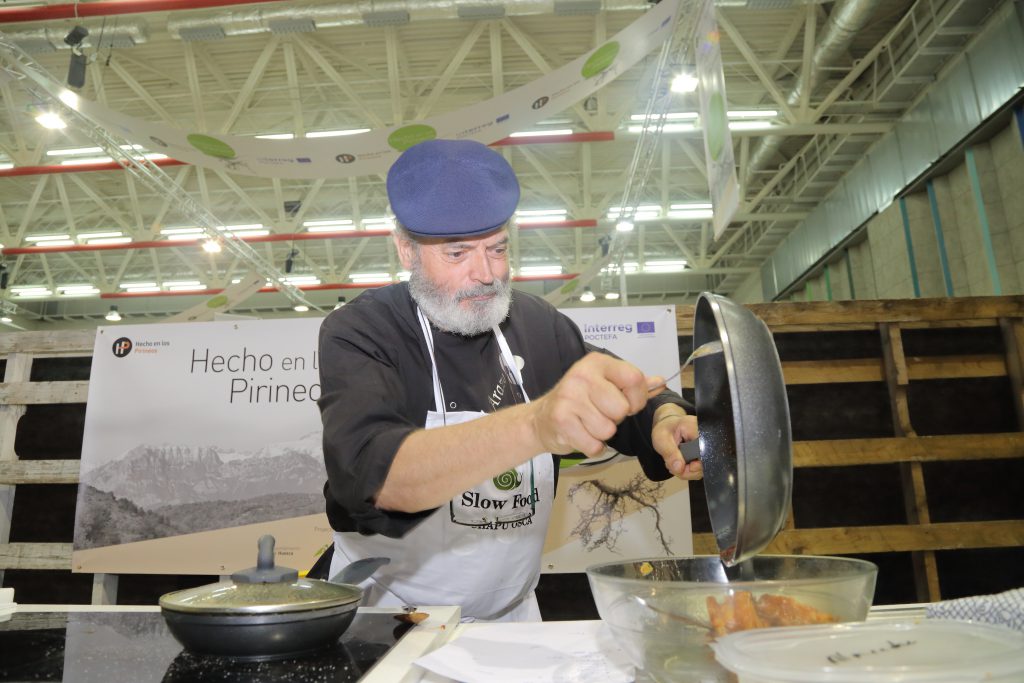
[{"left": 711, "top": 619, "right": 1024, "bottom": 683}]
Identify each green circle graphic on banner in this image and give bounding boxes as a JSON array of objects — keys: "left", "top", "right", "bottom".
[
  {"left": 206, "top": 295, "right": 229, "bottom": 309},
  {"left": 582, "top": 41, "right": 620, "bottom": 78},
  {"left": 387, "top": 125, "right": 437, "bottom": 151},
  {"left": 187, "top": 134, "right": 236, "bottom": 159},
  {"left": 707, "top": 92, "right": 727, "bottom": 162}
]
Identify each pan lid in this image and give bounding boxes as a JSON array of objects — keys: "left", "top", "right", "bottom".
[
  {"left": 159, "top": 535, "right": 362, "bottom": 615},
  {"left": 691, "top": 292, "right": 792, "bottom": 566}
]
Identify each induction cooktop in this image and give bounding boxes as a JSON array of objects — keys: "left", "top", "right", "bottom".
[{"left": 0, "top": 610, "right": 414, "bottom": 683}]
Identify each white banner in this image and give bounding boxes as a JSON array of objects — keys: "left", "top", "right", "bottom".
[
  {"left": 695, "top": 0, "right": 740, "bottom": 239},
  {"left": 547, "top": 305, "right": 691, "bottom": 572},
  {"left": 73, "top": 305, "right": 688, "bottom": 576},
  {"left": 12, "top": 0, "right": 681, "bottom": 180}
]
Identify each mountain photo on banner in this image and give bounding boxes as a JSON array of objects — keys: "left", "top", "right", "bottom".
[
  {"left": 72, "top": 318, "right": 326, "bottom": 552},
  {"left": 74, "top": 433, "right": 324, "bottom": 549}
]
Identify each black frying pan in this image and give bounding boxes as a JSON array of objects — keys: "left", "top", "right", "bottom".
[{"left": 160, "top": 536, "right": 387, "bottom": 661}]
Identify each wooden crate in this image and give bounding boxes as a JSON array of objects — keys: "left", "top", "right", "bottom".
[{"left": 675, "top": 296, "right": 1024, "bottom": 603}]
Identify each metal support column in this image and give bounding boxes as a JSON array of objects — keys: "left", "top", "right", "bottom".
[
  {"left": 926, "top": 180, "right": 954, "bottom": 297},
  {"left": 965, "top": 147, "right": 1002, "bottom": 295},
  {"left": 898, "top": 197, "right": 921, "bottom": 298},
  {"left": 844, "top": 248, "right": 856, "bottom": 300}
]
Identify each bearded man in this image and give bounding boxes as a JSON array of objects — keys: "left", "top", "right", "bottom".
[{"left": 317, "top": 139, "right": 700, "bottom": 622}]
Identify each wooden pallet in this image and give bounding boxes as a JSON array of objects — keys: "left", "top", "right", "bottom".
[{"left": 3, "top": 297, "right": 1023, "bottom": 604}]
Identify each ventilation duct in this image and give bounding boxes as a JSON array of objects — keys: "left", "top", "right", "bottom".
[
  {"left": 166, "top": 1, "right": 651, "bottom": 40},
  {"left": 6, "top": 23, "right": 148, "bottom": 53},
  {"left": 743, "top": 0, "right": 883, "bottom": 185}
]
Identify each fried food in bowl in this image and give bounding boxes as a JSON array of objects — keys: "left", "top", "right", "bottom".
[{"left": 586, "top": 555, "right": 878, "bottom": 683}]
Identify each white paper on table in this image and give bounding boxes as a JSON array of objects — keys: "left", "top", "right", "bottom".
[{"left": 413, "top": 620, "right": 634, "bottom": 683}]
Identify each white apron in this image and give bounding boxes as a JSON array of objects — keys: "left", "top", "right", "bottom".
[{"left": 331, "top": 308, "right": 555, "bottom": 622}]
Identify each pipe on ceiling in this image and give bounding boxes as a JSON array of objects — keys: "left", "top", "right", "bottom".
[{"left": 742, "top": 0, "right": 884, "bottom": 185}]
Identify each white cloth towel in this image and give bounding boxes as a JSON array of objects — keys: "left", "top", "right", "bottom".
[{"left": 926, "top": 587, "right": 1024, "bottom": 632}]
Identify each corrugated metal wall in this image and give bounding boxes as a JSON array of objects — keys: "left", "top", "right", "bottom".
[{"left": 762, "top": 0, "right": 1024, "bottom": 299}]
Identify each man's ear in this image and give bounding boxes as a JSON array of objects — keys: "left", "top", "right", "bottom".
[{"left": 394, "top": 232, "right": 415, "bottom": 269}]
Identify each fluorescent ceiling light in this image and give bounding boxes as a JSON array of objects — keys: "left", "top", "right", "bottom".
[
  {"left": 142, "top": 153, "right": 169, "bottom": 160},
  {"left": 283, "top": 276, "right": 320, "bottom": 284},
  {"left": 671, "top": 202, "right": 713, "bottom": 210},
  {"left": 604, "top": 292, "right": 620, "bottom": 300},
  {"left": 120, "top": 282, "right": 156, "bottom": 289},
  {"left": 122, "top": 286, "right": 160, "bottom": 293},
  {"left": 306, "top": 225, "right": 355, "bottom": 233},
  {"left": 160, "top": 227, "right": 202, "bottom": 234},
  {"left": 398, "top": 271, "right": 411, "bottom": 281},
  {"left": 202, "top": 239, "right": 222, "bottom": 253},
  {"left": 509, "top": 129, "right": 573, "bottom": 137},
  {"left": 303, "top": 219, "right": 354, "bottom": 227},
  {"left": 306, "top": 128, "right": 370, "bottom": 138},
  {"left": 668, "top": 209, "right": 714, "bottom": 220},
  {"left": 165, "top": 233, "right": 202, "bottom": 241},
  {"left": 164, "top": 280, "right": 201, "bottom": 287},
  {"left": 27, "top": 234, "right": 71, "bottom": 242},
  {"left": 518, "top": 265, "right": 563, "bottom": 276},
  {"left": 615, "top": 220, "right": 635, "bottom": 233},
  {"left": 169, "top": 284, "right": 208, "bottom": 292},
  {"left": 728, "top": 109, "right": 779, "bottom": 119},
  {"left": 57, "top": 285, "right": 100, "bottom": 296},
  {"left": 229, "top": 230, "right": 270, "bottom": 237},
  {"left": 0, "top": 317, "right": 12, "bottom": 323},
  {"left": 350, "top": 272, "right": 392, "bottom": 283},
  {"left": 46, "top": 146, "right": 104, "bottom": 156},
  {"left": 293, "top": 304, "right": 309, "bottom": 312},
  {"left": 84, "top": 237, "right": 133, "bottom": 245},
  {"left": 361, "top": 218, "right": 395, "bottom": 230},
  {"left": 35, "top": 112, "right": 67, "bottom": 129},
  {"left": 60, "top": 156, "right": 114, "bottom": 165},
  {"left": 0, "top": 163, "right": 12, "bottom": 170},
  {"left": 255, "top": 133, "right": 294, "bottom": 140},
  {"left": 728, "top": 120, "right": 776, "bottom": 131},
  {"left": 516, "top": 209, "right": 567, "bottom": 217},
  {"left": 671, "top": 73, "right": 699, "bottom": 93},
  {"left": 579, "top": 288, "right": 596, "bottom": 303},
  {"left": 644, "top": 260, "right": 688, "bottom": 273}
]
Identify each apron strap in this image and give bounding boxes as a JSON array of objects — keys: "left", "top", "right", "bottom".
[{"left": 416, "top": 307, "right": 446, "bottom": 415}]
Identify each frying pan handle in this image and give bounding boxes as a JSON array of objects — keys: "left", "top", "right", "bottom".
[{"left": 679, "top": 439, "right": 700, "bottom": 464}]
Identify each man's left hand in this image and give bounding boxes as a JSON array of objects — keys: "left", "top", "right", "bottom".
[{"left": 650, "top": 403, "right": 702, "bottom": 480}]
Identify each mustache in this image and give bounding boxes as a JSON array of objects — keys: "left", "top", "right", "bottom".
[{"left": 455, "top": 280, "right": 507, "bottom": 302}]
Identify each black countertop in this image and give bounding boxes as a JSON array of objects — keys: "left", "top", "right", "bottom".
[{"left": 0, "top": 610, "right": 415, "bottom": 683}]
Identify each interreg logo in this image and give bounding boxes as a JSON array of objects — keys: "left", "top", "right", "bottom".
[
  {"left": 637, "top": 321, "right": 656, "bottom": 336},
  {"left": 111, "top": 337, "right": 133, "bottom": 358}
]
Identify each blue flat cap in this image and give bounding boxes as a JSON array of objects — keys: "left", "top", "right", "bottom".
[{"left": 386, "top": 139, "right": 520, "bottom": 238}]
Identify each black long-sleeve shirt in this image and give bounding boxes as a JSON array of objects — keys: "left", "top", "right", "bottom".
[{"left": 317, "top": 283, "right": 688, "bottom": 538}]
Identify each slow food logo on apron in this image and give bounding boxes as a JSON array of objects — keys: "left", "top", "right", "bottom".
[{"left": 451, "top": 463, "right": 539, "bottom": 529}]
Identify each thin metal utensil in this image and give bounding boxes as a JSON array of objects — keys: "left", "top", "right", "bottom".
[{"left": 647, "top": 340, "right": 724, "bottom": 392}]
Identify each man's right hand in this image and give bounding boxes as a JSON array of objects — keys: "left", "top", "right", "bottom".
[{"left": 528, "top": 352, "right": 651, "bottom": 457}]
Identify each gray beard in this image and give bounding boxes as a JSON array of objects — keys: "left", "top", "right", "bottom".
[{"left": 408, "top": 266, "right": 512, "bottom": 336}]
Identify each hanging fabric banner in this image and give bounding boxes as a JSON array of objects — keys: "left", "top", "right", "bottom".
[
  {"left": 8, "top": 0, "right": 680, "bottom": 180},
  {"left": 694, "top": 0, "right": 740, "bottom": 239}
]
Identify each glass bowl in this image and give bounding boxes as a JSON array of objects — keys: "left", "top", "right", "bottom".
[{"left": 586, "top": 555, "right": 878, "bottom": 683}]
